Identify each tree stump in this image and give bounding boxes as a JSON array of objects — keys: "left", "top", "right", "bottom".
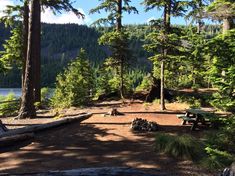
[
  {"left": 104, "top": 108, "right": 124, "bottom": 116},
  {"left": 145, "top": 78, "right": 161, "bottom": 102}
]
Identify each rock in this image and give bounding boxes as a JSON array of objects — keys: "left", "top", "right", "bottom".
[{"left": 131, "top": 118, "right": 158, "bottom": 132}]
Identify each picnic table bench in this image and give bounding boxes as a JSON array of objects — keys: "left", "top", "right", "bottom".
[{"left": 177, "top": 109, "right": 215, "bottom": 130}]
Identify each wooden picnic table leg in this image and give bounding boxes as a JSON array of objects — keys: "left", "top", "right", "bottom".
[
  {"left": 181, "top": 112, "right": 189, "bottom": 125},
  {"left": 190, "top": 115, "right": 200, "bottom": 131},
  {"left": 190, "top": 121, "right": 197, "bottom": 131},
  {"left": 181, "top": 120, "right": 187, "bottom": 125}
]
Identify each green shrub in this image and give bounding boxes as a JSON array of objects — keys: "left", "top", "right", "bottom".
[
  {"left": 176, "top": 95, "right": 201, "bottom": 108},
  {"left": 135, "top": 74, "right": 152, "bottom": 91},
  {"left": 51, "top": 49, "right": 94, "bottom": 108},
  {"left": 155, "top": 133, "right": 204, "bottom": 161},
  {"left": 153, "top": 99, "right": 160, "bottom": 104},
  {"left": 205, "top": 116, "right": 235, "bottom": 153},
  {"left": 201, "top": 116, "right": 235, "bottom": 170},
  {"left": 200, "top": 147, "right": 234, "bottom": 170},
  {"left": 0, "top": 92, "right": 19, "bottom": 116},
  {"left": 210, "top": 93, "right": 235, "bottom": 112},
  {"left": 207, "top": 30, "right": 235, "bottom": 112}
]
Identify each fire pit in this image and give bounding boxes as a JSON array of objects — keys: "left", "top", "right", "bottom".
[{"left": 131, "top": 118, "right": 158, "bottom": 132}]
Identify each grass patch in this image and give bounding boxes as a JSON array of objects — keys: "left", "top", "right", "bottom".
[{"left": 155, "top": 133, "right": 204, "bottom": 161}]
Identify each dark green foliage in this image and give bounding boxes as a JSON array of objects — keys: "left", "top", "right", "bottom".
[
  {"left": 180, "top": 28, "right": 208, "bottom": 87},
  {"left": 205, "top": 116, "right": 235, "bottom": 153},
  {"left": 200, "top": 147, "right": 234, "bottom": 170},
  {"left": 51, "top": 49, "right": 94, "bottom": 108},
  {"left": 0, "top": 25, "right": 23, "bottom": 71},
  {"left": 0, "top": 23, "right": 10, "bottom": 51},
  {"left": 200, "top": 116, "right": 235, "bottom": 170},
  {"left": 155, "top": 133, "right": 204, "bottom": 161},
  {"left": 94, "top": 61, "right": 145, "bottom": 98},
  {"left": 136, "top": 73, "right": 154, "bottom": 91},
  {"left": 206, "top": 30, "right": 235, "bottom": 112}
]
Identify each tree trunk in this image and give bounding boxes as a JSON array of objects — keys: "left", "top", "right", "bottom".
[
  {"left": 0, "top": 133, "right": 34, "bottom": 147},
  {"left": 120, "top": 57, "right": 124, "bottom": 99},
  {"left": 1, "top": 113, "right": 92, "bottom": 138},
  {"left": 223, "top": 18, "right": 234, "bottom": 34},
  {"left": 197, "top": 20, "right": 203, "bottom": 34},
  {"left": 21, "top": 0, "right": 29, "bottom": 91},
  {"left": 197, "top": 0, "right": 203, "bottom": 34},
  {"left": 17, "top": 0, "right": 38, "bottom": 119},
  {"left": 160, "top": 60, "right": 165, "bottom": 110},
  {"left": 116, "top": 0, "right": 124, "bottom": 99},
  {"left": 116, "top": 0, "right": 122, "bottom": 31},
  {"left": 160, "top": 1, "right": 171, "bottom": 111},
  {"left": 33, "top": 0, "right": 41, "bottom": 103}
]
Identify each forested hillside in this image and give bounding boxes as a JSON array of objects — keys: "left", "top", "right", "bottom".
[
  {"left": 0, "top": 23, "right": 220, "bottom": 87},
  {"left": 0, "top": 23, "right": 152, "bottom": 87}
]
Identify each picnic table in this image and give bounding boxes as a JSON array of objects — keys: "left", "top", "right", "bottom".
[{"left": 177, "top": 108, "right": 214, "bottom": 130}]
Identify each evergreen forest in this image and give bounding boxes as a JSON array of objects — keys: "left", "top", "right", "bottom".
[{"left": 0, "top": 0, "right": 234, "bottom": 175}]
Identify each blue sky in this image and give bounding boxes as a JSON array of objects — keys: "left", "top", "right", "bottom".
[{"left": 1, "top": 0, "right": 190, "bottom": 25}]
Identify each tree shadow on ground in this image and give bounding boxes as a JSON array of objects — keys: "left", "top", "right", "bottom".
[
  {"left": 0, "top": 122, "right": 212, "bottom": 176},
  {"left": 0, "top": 139, "right": 34, "bottom": 153}
]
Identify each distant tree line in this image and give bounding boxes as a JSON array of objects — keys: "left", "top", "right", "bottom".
[{"left": 0, "top": 23, "right": 220, "bottom": 88}]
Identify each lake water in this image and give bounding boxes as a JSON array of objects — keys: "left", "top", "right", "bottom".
[{"left": 0, "top": 88, "right": 22, "bottom": 97}]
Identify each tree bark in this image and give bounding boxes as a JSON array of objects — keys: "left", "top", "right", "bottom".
[
  {"left": 17, "top": 0, "right": 38, "bottom": 119},
  {"left": 223, "top": 18, "right": 234, "bottom": 34},
  {"left": 33, "top": 0, "right": 41, "bottom": 103},
  {"left": 197, "top": 20, "right": 203, "bottom": 34},
  {"left": 0, "top": 133, "right": 34, "bottom": 147},
  {"left": 1, "top": 113, "right": 92, "bottom": 138},
  {"left": 160, "top": 60, "right": 166, "bottom": 110},
  {"left": 116, "top": 0, "right": 124, "bottom": 99},
  {"left": 21, "top": 0, "right": 29, "bottom": 91},
  {"left": 160, "top": 1, "right": 171, "bottom": 111},
  {"left": 196, "top": 0, "right": 203, "bottom": 34},
  {"left": 116, "top": 0, "right": 122, "bottom": 32}
]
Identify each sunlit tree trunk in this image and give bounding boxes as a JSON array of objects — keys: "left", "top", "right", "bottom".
[
  {"left": 223, "top": 18, "right": 234, "bottom": 34},
  {"left": 17, "top": 0, "right": 38, "bottom": 119},
  {"left": 160, "top": 60, "right": 165, "bottom": 110},
  {"left": 160, "top": 1, "right": 171, "bottom": 111},
  {"left": 116, "top": 0, "right": 124, "bottom": 99}
]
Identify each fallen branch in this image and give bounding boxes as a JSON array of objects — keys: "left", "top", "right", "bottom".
[
  {"left": 0, "top": 133, "right": 34, "bottom": 147},
  {"left": 4, "top": 167, "right": 159, "bottom": 176},
  {"left": 0, "top": 113, "right": 92, "bottom": 138}
]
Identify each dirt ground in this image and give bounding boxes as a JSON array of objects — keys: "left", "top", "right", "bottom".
[{"left": 0, "top": 100, "right": 214, "bottom": 175}]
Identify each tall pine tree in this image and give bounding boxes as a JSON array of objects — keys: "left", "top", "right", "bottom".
[
  {"left": 90, "top": 0, "right": 138, "bottom": 98},
  {"left": 143, "top": 0, "right": 186, "bottom": 110}
]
